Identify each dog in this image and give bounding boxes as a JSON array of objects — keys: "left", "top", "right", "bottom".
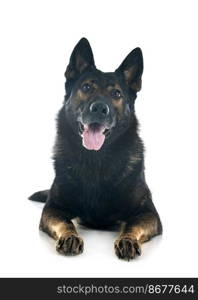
[{"left": 29, "top": 38, "right": 162, "bottom": 260}]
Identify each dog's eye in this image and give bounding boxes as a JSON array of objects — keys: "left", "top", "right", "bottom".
[
  {"left": 111, "top": 89, "right": 122, "bottom": 100},
  {"left": 81, "top": 83, "right": 92, "bottom": 93}
]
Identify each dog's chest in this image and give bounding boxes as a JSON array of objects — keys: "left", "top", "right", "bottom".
[
  {"left": 64, "top": 151, "right": 132, "bottom": 222},
  {"left": 72, "top": 161, "right": 119, "bottom": 219}
]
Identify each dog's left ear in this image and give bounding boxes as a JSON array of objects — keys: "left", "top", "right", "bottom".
[
  {"left": 115, "top": 47, "right": 143, "bottom": 92},
  {"left": 65, "top": 38, "right": 95, "bottom": 81}
]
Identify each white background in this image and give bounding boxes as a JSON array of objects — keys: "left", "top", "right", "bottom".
[{"left": 0, "top": 0, "right": 198, "bottom": 277}]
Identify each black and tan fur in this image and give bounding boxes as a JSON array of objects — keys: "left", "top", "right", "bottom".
[{"left": 29, "top": 38, "right": 162, "bottom": 260}]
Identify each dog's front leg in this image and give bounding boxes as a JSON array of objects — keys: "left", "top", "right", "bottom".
[
  {"left": 40, "top": 204, "right": 84, "bottom": 256},
  {"left": 115, "top": 211, "right": 162, "bottom": 260}
]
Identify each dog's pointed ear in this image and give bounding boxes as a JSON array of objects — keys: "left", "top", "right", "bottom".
[
  {"left": 115, "top": 47, "right": 143, "bottom": 92},
  {"left": 65, "top": 38, "right": 95, "bottom": 80}
]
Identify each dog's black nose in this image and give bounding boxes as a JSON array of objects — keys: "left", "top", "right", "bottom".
[{"left": 89, "top": 101, "right": 109, "bottom": 116}]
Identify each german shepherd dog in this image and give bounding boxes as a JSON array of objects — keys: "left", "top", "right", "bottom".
[{"left": 29, "top": 38, "right": 162, "bottom": 260}]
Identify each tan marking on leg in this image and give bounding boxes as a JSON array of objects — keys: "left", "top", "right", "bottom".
[
  {"left": 40, "top": 208, "right": 77, "bottom": 240},
  {"left": 115, "top": 213, "right": 161, "bottom": 260},
  {"left": 123, "top": 213, "right": 159, "bottom": 243},
  {"left": 50, "top": 221, "right": 77, "bottom": 239},
  {"left": 40, "top": 208, "right": 84, "bottom": 255}
]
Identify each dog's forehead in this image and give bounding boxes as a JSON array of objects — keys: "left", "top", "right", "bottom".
[{"left": 81, "top": 70, "right": 119, "bottom": 88}]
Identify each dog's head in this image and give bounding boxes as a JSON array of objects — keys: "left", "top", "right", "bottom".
[{"left": 64, "top": 38, "right": 143, "bottom": 151}]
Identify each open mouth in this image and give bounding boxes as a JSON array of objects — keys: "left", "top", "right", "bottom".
[{"left": 78, "top": 122, "right": 111, "bottom": 151}]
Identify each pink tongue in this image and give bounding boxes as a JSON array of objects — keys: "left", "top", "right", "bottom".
[{"left": 82, "top": 125, "right": 105, "bottom": 151}]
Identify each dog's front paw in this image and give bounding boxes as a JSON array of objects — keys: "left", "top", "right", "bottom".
[
  {"left": 114, "top": 237, "right": 141, "bottom": 261},
  {"left": 56, "top": 234, "right": 84, "bottom": 256}
]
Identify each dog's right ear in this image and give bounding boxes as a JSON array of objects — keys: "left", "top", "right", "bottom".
[{"left": 65, "top": 38, "right": 95, "bottom": 81}]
